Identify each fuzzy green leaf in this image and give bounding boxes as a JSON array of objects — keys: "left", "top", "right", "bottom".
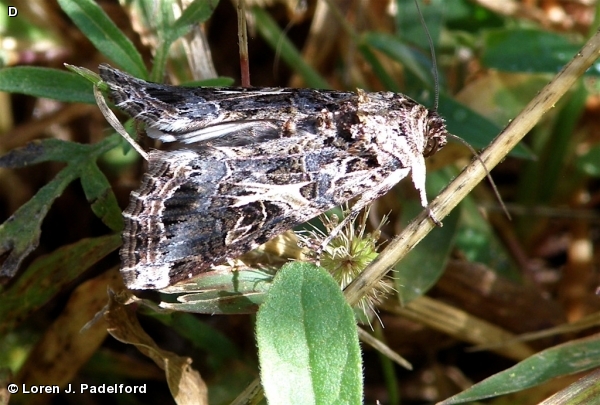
[{"left": 256, "top": 262, "right": 362, "bottom": 405}]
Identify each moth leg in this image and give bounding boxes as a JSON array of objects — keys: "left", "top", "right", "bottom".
[
  {"left": 315, "top": 201, "right": 442, "bottom": 263},
  {"left": 411, "top": 158, "right": 443, "bottom": 226},
  {"left": 315, "top": 185, "right": 385, "bottom": 259},
  {"left": 315, "top": 166, "right": 408, "bottom": 255}
]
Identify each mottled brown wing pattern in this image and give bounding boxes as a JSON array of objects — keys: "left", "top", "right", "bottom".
[{"left": 99, "top": 65, "right": 448, "bottom": 289}]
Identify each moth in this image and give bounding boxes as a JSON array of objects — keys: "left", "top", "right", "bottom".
[{"left": 99, "top": 64, "right": 448, "bottom": 290}]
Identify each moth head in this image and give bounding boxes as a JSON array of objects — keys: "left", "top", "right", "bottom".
[{"left": 423, "top": 112, "right": 448, "bottom": 157}]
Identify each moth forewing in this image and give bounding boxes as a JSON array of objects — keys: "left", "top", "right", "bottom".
[{"left": 99, "top": 64, "right": 448, "bottom": 290}]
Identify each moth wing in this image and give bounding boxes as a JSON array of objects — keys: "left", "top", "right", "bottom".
[
  {"left": 148, "top": 119, "right": 318, "bottom": 147},
  {"left": 120, "top": 143, "right": 386, "bottom": 289},
  {"left": 99, "top": 64, "right": 354, "bottom": 145}
]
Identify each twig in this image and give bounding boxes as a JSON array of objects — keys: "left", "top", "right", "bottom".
[{"left": 237, "top": 0, "right": 251, "bottom": 87}]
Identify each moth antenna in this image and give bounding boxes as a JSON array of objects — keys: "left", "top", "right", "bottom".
[
  {"left": 414, "top": 0, "right": 439, "bottom": 111},
  {"left": 447, "top": 134, "right": 511, "bottom": 220},
  {"left": 413, "top": 3, "right": 506, "bottom": 219},
  {"left": 94, "top": 85, "right": 148, "bottom": 161},
  {"left": 237, "top": 0, "right": 251, "bottom": 87}
]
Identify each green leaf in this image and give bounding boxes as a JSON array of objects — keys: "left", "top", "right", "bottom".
[
  {"left": 252, "top": 7, "right": 330, "bottom": 89},
  {"left": 0, "top": 169, "right": 77, "bottom": 279},
  {"left": 357, "top": 42, "right": 401, "bottom": 92},
  {"left": 0, "top": 67, "right": 94, "bottom": 103},
  {"left": 362, "top": 32, "right": 433, "bottom": 89},
  {"left": 0, "top": 135, "right": 122, "bottom": 279},
  {"left": 156, "top": 0, "right": 176, "bottom": 37},
  {"left": 438, "top": 94, "right": 533, "bottom": 159},
  {"left": 442, "top": 0, "right": 504, "bottom": 32},
  {"left": 536, "top": 80, "right": 587, "bottom": 202},
  {"left": 65, "top": 64, "right": 101, "bottom": 83},
  {"left": 0, "top": 138, "right": 90, "bottom": 166},
  {"left": 538, "top": 368, "right": 600, "bottom": 405},
  {"left": 0, "top": 234, "right": 121, "bottom": 335},
  {"left": 148, "top": 1, "right": 177, "bottom": 77},
  {"left": 57, "top": 0, "right": 146, "bottom": 79},
  {"left": 163, "top": 290, "right": 267, "bottom": 314},
  {"left": 482, "top": 29, "right": 597, "bottom": 75},
  {"left": 171, "top": 0, "right": 221, "bottom": 38},
  {"left": 576, "top": 145, "right": 600, "bottom": 177},
  {"left": 182, "top": 77, "right": 235, "bottom": 87},
  {"left": 513, "top": 82, "right": 587, "bottom": 226},
  {"left": 455, "top": 188, "right": 521, "bottom": 281},
  {"left": 394, "top": 0, "right": 445, "bottom": 51},
  {"left": 256, "top": 262, "right": 362, "bottom": 405},
  {"left": 80, "top": 162, "right": 124, "bottom": 232},
  {"left": 439, "top": 334, "right": 600, "bottom": 404},
  {"left": 159, "top": 268, "right": 274, "bottom": 314}
]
